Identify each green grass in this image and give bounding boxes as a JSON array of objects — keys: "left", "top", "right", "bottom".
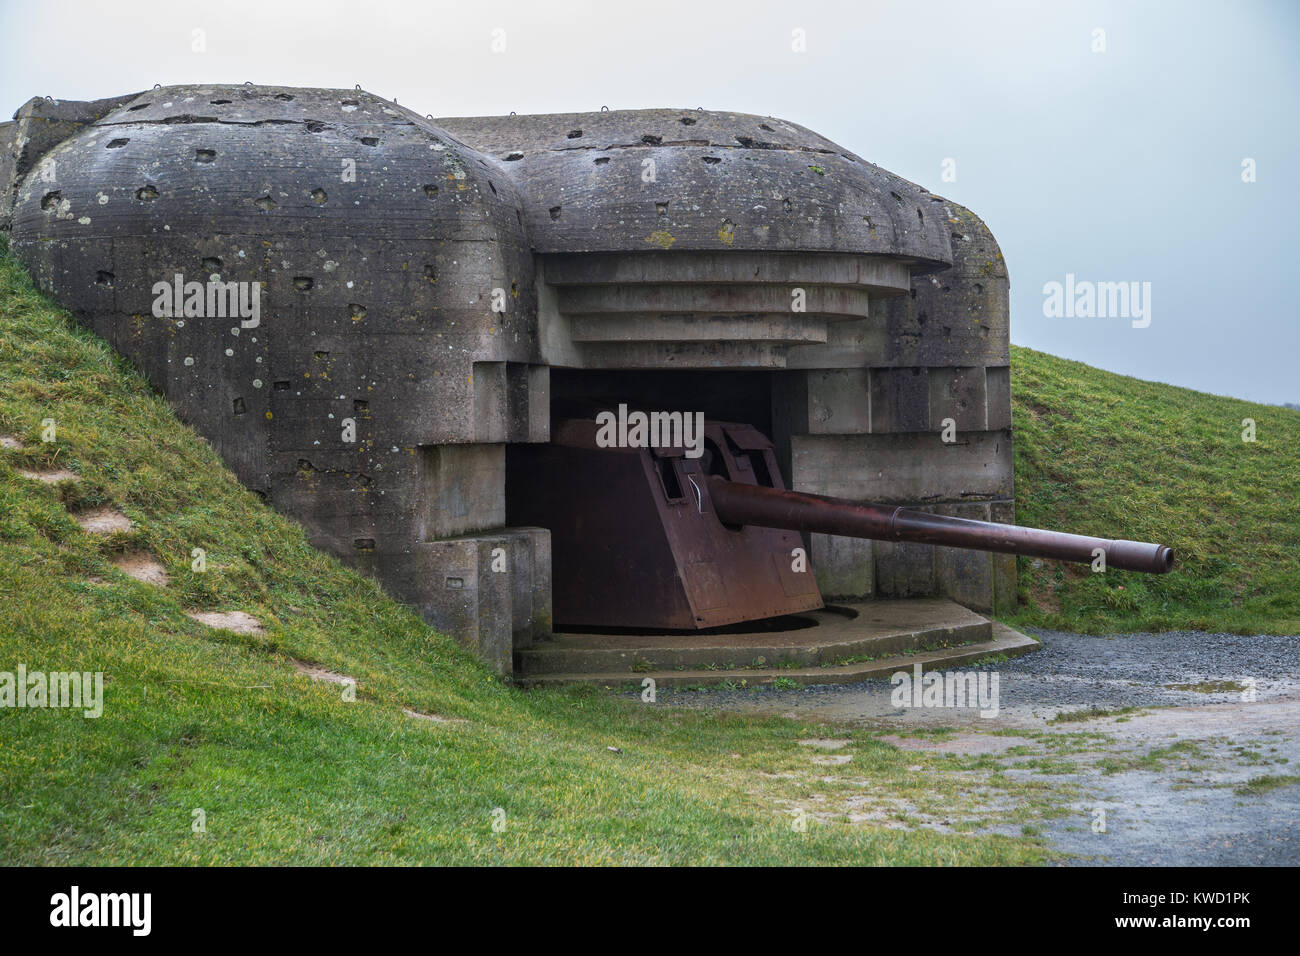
[
  {"left": 1096, "top": 741, "right": 1208, "bottom": 776},
  {"left": 1233, "top": 774, "right": 1300, "bottom": 797},
  {"left": 1009, "top": 345, "right": 1300, "bottom": 635},
  {"left": 1047, "top": 705, "right": 1145, "bottom": 725},
  {"left": 0, "top": 239, "right": 1048, "bottom": 865},
  {"left": 4, "top": 230, "right": 1294, "bottom": 864}
]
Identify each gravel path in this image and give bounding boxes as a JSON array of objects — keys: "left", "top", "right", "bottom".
[{"left": 656, "top": 629, "right": 1300, "bottom": 865}]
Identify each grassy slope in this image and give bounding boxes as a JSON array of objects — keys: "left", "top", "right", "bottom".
[
  {"left": 4, "top": 230, "right": 1293, "bottom": 865},
  {"left": 0, "top": 241, "right": 1046, "bottom": 865},
  {"left": 1009, "top": 345, "right": 1300, "bottom": 635}
]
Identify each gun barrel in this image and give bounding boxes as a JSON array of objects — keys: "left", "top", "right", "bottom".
[{"left": 706, "top": 477, "right": 1174, "bottom": 574}]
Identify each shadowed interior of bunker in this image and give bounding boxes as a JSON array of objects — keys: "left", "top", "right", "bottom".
[{"left": 510, "top": 368, "right": 797, "bottom": 634}]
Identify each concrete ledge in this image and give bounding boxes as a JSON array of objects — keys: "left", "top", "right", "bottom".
[
  {"left": 515, "top": 598, "right": 1038, "bottom": 684},
  {"left": 518, "top": 619, "right": 1038, "bottom": 688}
]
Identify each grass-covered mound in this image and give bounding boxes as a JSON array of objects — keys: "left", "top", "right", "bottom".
[
  {"left": 1009, "top": 346, "right": 1300, "bottom": 635},
  {"left": 0, "top": 240, "right": 1045, "bottom": 865}
]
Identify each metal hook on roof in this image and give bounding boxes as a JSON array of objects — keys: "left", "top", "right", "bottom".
[
  {"left": 355, "top": 84, "right": 362, "bottom": 90},
  {"left": 154, "top": 83, "right": 163, "bottom": 90},
  {"left": 243, "top": 81, "right": 253, "bottom": 86},
  {"left": 600, "top": 105, "right": 609, "bottom": 112},
  {"left": 510, "top": 111, "right": 517, "bottom": 115}
]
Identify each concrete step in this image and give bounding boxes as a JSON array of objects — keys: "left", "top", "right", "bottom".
[
  {"left": 516, "top": 620, "right": 1039, "bottom": 688},
  {"left": 516, "top": 598, "right": 995, "bottom": 677}
]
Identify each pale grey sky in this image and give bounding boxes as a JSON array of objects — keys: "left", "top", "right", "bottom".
[{"left": 3, "top": 0, "right": 1296, "bottom": 403}]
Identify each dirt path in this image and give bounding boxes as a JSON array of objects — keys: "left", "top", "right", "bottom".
[{"left": 658, "top": 630, "right": 1300, "bottom": 865}]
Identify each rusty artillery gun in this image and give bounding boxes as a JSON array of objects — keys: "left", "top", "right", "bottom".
[{"left": 507, "top": 416, "right": 1173, "bottom": 632}]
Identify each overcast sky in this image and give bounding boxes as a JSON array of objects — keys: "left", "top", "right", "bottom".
[{"left": 3, "top": 0, "right": 1296, "bottom": 403}]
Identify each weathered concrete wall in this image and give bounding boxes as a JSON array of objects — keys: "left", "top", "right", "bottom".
[
  {"left": 436, "top": 110, "right": 953, "bottom": 264},
  {"left": 2, "top": 87, "right": 1018, "bottom": 665},
  {"left": 0, "top": 93, "right": 138, "bottom": 227},
  {"left": 3, "top": 85, "right": 552, "bottom": 672},
  {"left": 771, "top": 201, "right": 1016, "bottom": 612}
]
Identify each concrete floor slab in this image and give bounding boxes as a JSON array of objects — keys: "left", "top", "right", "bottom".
[{"left": 517, "top": 599, "right": 1037, "bottom": 686}]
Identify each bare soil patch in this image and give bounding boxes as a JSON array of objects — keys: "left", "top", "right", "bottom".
[
  {"left": 879, "top": 733, "right": 1035, "bottom": 755},
  {"left": 18, "top": 467, "right": 79, "bottom": 483},
  {"left": 798, "top": 738, "right": 850, "bottom": 750},
  {"left": 110, "top": 551, "right": 169, "bottom": 586},
  {"left": 403, "top": 708, "right": 466, "bottom": 725},
  {"left": 294, "top": 661, "right": 355, "bottom": 685},
  {"left": 187, "top": 610, "right": 265, "bottom": 635},
  {"left": 74, "top": 507, "right": 132, "bottom": 533}
]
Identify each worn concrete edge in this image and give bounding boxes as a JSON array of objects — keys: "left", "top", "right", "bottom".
[{"left": 517, "top": 625, "right": 1040, "bottom": 688}]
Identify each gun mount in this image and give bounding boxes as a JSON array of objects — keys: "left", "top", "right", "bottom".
[{"left": 507, "top": 416, "right": 1172, "bottom": 632}]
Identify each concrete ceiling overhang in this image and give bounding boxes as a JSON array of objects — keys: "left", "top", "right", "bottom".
[{"left": 437, "top": 108, "right": 954, "bottom": 272}]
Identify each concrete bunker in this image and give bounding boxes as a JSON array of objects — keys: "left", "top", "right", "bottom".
[{"left": 1, "top": 85, "right": 1169, "bottom": 681}]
